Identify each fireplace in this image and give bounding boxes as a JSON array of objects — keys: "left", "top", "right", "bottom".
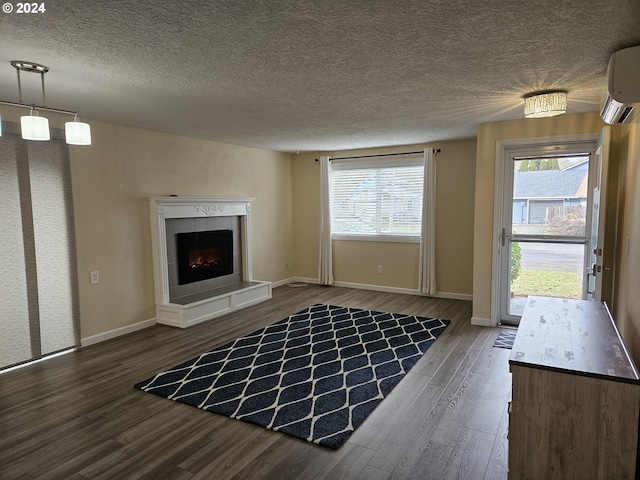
[
  {"left": 148, "top": 197, "right": 272, "bottom": 328},
  {"left": 165, "top": 214, "right": 242, "bottom": 300},
  {"left": 177, "top": 229, "right": 233, "bottom": 285}
]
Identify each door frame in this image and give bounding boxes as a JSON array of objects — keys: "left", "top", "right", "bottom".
[
  {"left": 490, "top": 133, "right": 599, "bottom": 326},
  {"left": 588, "top": 126, "right": 613, "bottom": 303}
]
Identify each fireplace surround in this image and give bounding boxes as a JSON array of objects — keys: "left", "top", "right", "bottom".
[{"left": 149, "top": 197, "right": 272, "bottom": 328}]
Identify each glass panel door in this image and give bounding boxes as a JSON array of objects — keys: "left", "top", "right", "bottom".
[
  {"left": 500, "top": 145, "right": 595, "bottom": 325},
  {"left": 508, "top": 241, "right": 586, "bottom": 317}
]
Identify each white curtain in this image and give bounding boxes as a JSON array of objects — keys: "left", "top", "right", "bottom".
[
  {"left": 418, "top": 148, "right": 437, "bottom": 295},
  {"left": 318, "top": 156, "right": 334, "bottom": 285}
]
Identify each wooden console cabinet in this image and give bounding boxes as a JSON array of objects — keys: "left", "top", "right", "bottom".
[{"left": 508, "top": 296, "right": 640, "bottom": 479}]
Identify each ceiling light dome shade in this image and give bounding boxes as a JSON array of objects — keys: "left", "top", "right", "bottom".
[
  {"left": 65, "top": 120, "right": 91, "bottom": 145},
  {"left": 21, "top": 114, "right": 50, "bottom": 141},
  {"left": 524, "top": 91, "right": 567, "bottom": 118}
]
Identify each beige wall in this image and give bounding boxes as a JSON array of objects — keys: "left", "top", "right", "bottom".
[
  {"left": 292, "top": 140, "right": 477, "bottom": 297},
  {"left": 472, "top": 113, "right": 605, "bottom": 324},
  {"left": 333, "top": 241, "right": 420, "bottom": 289},
  {"left": 1, "top": 106, "right": 293, "bottom": 339},
  {"left": 9, "top": 102, "right": 629, "bottom": 345},
  {"left": 291, "top": 151, "right": 321, "bottom": 280},
  {"left": 612, "top": 121, "right": 640, "bottom": 365}
]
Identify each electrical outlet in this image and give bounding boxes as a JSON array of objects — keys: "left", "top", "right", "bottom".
[
  {"left": 90, "top": 271, "right": 99, "bottom": 285},
  {"left": 377, "top": 265, "right": 383, "bottom": 274}
]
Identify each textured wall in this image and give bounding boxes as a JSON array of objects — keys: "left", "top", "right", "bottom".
[
  {"left": 66, "top": 120, "right": 293, "bottom": 339},
  {"left": 612, "top": 121, "right": 640, "bottom": 365}
]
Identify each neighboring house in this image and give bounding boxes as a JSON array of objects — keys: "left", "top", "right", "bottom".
[{"left": 512, "top": 167, "right": 588, "bottom": 225}]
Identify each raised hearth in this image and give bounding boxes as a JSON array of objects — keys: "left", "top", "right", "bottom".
[{"left": 149, "top": 197, "right": 272, "bottom": 328}]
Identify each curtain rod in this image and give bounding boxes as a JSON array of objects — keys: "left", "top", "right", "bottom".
[{"left": 315, "top": 149, "right": 440, "bottom": 162}]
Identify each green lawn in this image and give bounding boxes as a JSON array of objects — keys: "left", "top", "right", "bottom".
[{"left": 511, "top": 268, "right": 582, "bottom": 299}]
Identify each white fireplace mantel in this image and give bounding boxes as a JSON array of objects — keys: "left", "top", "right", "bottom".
[{"left": 148, "top": 196, "right": 272, "bottom": 328}]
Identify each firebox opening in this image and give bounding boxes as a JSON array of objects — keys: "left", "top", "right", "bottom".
[{"left": 177, "top": 229, "right": 233, "bottom": 285}]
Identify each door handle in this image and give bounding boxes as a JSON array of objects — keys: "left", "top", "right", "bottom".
[
  {"left": 501, "top": 228, "right": 513, "bottom": 247},
  {"left": 587, "top": 264, "right": 604, "bottom": 276},
  {"left": 586, "top": 264, "right": 596, "bottom": 295}
]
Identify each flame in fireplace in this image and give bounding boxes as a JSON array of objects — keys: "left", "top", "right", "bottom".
[
  {"left": 190, "top": 255, "right": 220, "bottom": 268},
  {"left": 189, "top": 249, "right": 221, "bottom": 269}
]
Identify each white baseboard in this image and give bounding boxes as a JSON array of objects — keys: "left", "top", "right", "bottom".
[
  {"left": 332, "top": 281, "right": 421, "bottom": 296},
  {"left": 280, "top": 278, "right": 473, "bottom": 302},
  {"left": 79, "top": 282, "right": 475, "bottom": 347},
  {"left": 471, "top": 316, "right": 492, "bottom": 327},
  {"left": 270, "top": 277, "right": 319, "bottom": 288},
  {"left": 270, "top": 277, "right": 292, "bottom": 288},
  {"left": 291, "top": 276, "right": 320, "bottom": 285},
  {"left": 432, "top": 291, "right": 473, "bottom": 301},
  {"left": 81, "top": 317, "right": 157, "bottom": 347}
]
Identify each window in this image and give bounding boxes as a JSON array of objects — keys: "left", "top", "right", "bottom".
[{"left": 330, "top": 157, "right": 424, "bottom": 241}]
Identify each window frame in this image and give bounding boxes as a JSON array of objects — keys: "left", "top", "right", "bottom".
[{"left": 329, "top": 156, "right": 425, "bottom": 243}]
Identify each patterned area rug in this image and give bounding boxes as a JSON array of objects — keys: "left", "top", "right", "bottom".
[
  {"left": 493, "top": 331, "right": 517, "bottom": 349},
  {"left": 135, "top": 304, "right": 450, "bottom": 449}
]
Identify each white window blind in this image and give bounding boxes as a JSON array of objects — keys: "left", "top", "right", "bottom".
[{"left": 330, "top": 157, "right": 424, "bottom": 240}]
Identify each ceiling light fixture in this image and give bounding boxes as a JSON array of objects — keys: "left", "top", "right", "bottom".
[
  {"left": 523, "top": 91, "right": 568, "bottom": 118},
  {"left": 0, "top": 60, "right": 91, "bottom": 145}
]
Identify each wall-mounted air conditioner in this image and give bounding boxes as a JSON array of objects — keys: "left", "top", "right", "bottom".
[{"left": 600, "top": 45, "right": 640, "bottom": 124}]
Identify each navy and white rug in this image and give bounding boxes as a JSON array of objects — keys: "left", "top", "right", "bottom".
[
  {"left": 135, "top": 304, "right": 450, "bottom": 449},
  {"left": 493, "top": 331, "right": 517, "bottom": 349}
]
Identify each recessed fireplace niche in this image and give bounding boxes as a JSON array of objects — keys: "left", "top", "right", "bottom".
[{"left": 149, "top": 197, "right": 272, "bottom": 328}]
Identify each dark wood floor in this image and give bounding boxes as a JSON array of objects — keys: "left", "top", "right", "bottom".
[{"left": 0, "top": 285, "right": 512, "bottom": 480}]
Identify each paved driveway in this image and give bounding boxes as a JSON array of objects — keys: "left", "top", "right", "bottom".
[{"left": 518, "top": 242, "right": 585, "bottom": 279}]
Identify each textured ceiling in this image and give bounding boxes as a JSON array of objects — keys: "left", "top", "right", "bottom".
[{"left": 1, "top": 0, "right": 639, "bottom": 152}]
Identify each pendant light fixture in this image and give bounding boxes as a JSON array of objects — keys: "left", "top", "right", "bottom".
[
  {"left": 0, "top": 60, "right": 91, "bottom": 145},
  {"left": 21, "top": 107, "right": 50, "bottom": 141},
  {"left": 65, "top": 114, "right": 92, "bottom": 145}
]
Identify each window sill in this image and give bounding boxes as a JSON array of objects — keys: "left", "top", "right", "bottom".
[{"left": 332, "top": 234, "right": 420, "bottom": 244}]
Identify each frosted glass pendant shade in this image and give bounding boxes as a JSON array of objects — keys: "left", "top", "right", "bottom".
[
  {"left": 65, "top": 121, "right": 92, "bottom": 145},
  {"left": 21, "top": 115, "right": 50, "bottom": 141}
]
